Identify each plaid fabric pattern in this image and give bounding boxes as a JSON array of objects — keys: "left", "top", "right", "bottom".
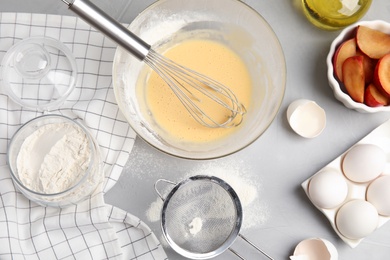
[
  {"left": 0, "top": 13, "right": 167, "bottom": 260},
  {"left": 0, "top": 12, "right": 135, "bottom": 192}
]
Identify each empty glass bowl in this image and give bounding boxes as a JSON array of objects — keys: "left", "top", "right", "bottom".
[{"left": 1, "top": 37, "right": 77, "bottom": 111}]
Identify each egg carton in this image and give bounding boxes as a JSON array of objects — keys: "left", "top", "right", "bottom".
[{"left": 302, "top": 119, "right": 390, "bottom": 248}]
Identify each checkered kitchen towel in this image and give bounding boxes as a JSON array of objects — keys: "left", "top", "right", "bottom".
[{"left": 0, "top": 13, "right": 167, "bottom": 259}]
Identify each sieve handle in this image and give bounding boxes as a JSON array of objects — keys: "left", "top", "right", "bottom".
[
  {"left": 154, "top": 179, "right": 177, "bottom": 201},
  {"left": 228, "top": 234, "right": 274, "bottom": 260}
]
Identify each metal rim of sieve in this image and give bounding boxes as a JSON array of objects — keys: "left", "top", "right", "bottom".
[{"left": 155, "top": 175, "right": 243, "bottom": 259}]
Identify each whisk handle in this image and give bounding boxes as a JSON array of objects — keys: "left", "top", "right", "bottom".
[{"left": 63, "top": 0, "right": 150, "bottom": 60}]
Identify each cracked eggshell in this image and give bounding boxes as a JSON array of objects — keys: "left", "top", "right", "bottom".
[
  {"left": 287, "top": 99, "right": 326, "bottom": 138},
  {"left": 290, "top": 238, "right": 338, "bottom": 260}
]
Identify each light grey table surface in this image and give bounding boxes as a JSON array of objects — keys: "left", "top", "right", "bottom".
[{"left": 2, "top": 0, "right": 390, "bottom": 259}]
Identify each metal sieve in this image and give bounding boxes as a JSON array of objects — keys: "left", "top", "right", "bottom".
[{"left": 154, "top": 175, "right": 273, "bottom": 259}]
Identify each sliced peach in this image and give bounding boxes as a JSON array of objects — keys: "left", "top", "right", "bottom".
[
  {"left": 374, "top": 53, "right": 390, "bottom": 97},
  {"left": 356, "top": 26, "right": 390, "bottom": 59},
  {"left": 357, "top": 49, "right": 377, "bottom": 84},
  {"left": 333, "top": 38, "right": 357, "bottom": 81},
  {"left": 365, "top": 83, "right": 390, "bottom": 107},
  {"left": 342, "top": 55, "right": 365, "bottom": 103}
]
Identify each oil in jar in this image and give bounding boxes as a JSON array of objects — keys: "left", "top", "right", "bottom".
[{"left": 302, "top": 0, "right": 372, "bottom": 30}]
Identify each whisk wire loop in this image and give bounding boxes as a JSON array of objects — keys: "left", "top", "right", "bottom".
[
  {"left": 65, "top": 0, "right": 246, "bottom": 128},
  {"left": 144, "top": 49, "right": 246, "bottom": 128}
]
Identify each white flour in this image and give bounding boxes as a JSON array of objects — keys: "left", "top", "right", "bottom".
[
  {"left": 189, "top": 217, "right": 203, "bottom": 235},
  {"left": 17, "top": 122, "right": 91, "bottom": 194}
]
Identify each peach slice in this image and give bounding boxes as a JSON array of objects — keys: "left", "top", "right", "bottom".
[
  {"left": 365, "top": 83, "right": 390, "bottom": 107},
  {"left": 357, "top": 26, "right": 390, "bottom": 59},
  {"left": 374, "top": 53, "right": 390, "bottom": 97},
  {"left": 333, "top": 38, "right": 357, "bottom": 81},
  {"left": 357, "top": 49, "right": 377, "bottom": 84},
  {"left": 342, "top": 56, "right": 365, "bottom": 103}
]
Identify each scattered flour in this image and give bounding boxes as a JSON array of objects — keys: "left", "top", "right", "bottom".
[
  {"left": 17, "top": 122, "right": 91, "bottom": 194},
  {"left": 187, "top": 161, "right": 270, "bottom": 230},
  {"left": 146, "top": 199, "right": 163, "bottom": 222}
]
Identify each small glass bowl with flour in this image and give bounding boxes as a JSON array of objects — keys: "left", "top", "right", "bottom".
[{"left": 7, "top": 114, "right": 103, "bottom": 207}]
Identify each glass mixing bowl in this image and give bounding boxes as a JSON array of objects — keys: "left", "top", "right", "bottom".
[
  {"left": 1, "top": 37, "right": 77, "bottom": 111},
  {"left": 113, "top": 0, "right": 286, "bottom": 159},
  {"left": 7, "top": 115, "right": 103, "bottom": 208}
]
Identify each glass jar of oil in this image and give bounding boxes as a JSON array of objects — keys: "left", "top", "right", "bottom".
[{"left": 302, "top": 0, "right": 372, "bottom": 30}]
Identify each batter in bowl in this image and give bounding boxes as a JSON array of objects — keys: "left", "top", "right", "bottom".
[{"left": 145, "top": 39, "right": 253, "bottom": 143}]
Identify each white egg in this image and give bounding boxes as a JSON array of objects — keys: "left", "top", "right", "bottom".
[
  {"left": 308, "top": 169, "right": 348, "bottom": 209},
  {"left": 336, "top": 200, "right": 378, "bottom": 240},
  {"left": 342, "top": 144, "right": 386, "bottom": 183},
  {"left": 367, "top": 175, "right": 390, "bottom": 216}
]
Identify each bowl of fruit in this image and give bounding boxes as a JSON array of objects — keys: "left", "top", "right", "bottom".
[{"left": 327, "top": 20, "right": 390, "bottom": 112}]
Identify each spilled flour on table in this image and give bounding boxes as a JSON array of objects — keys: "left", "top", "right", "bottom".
[{"left": 145, "top": 159, "right": 269, "bottom": 231}]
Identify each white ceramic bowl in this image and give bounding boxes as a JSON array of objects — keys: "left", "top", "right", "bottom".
[
  {"left": 7, "top": 115, "right": 103, "bottom": 207},
  {"left": 326, "top": 20, "right": 390, "bottom": 113},
  {"left": 113, "top": 0, "right": 286, "bottom": 159}
]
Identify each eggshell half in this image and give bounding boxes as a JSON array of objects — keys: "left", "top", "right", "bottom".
[
  {"left": 287, "top": 99, "right": 326, "bottom": 138},
  {"left": 290, "top": 238, "right": 338, "bottom": 260}
]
